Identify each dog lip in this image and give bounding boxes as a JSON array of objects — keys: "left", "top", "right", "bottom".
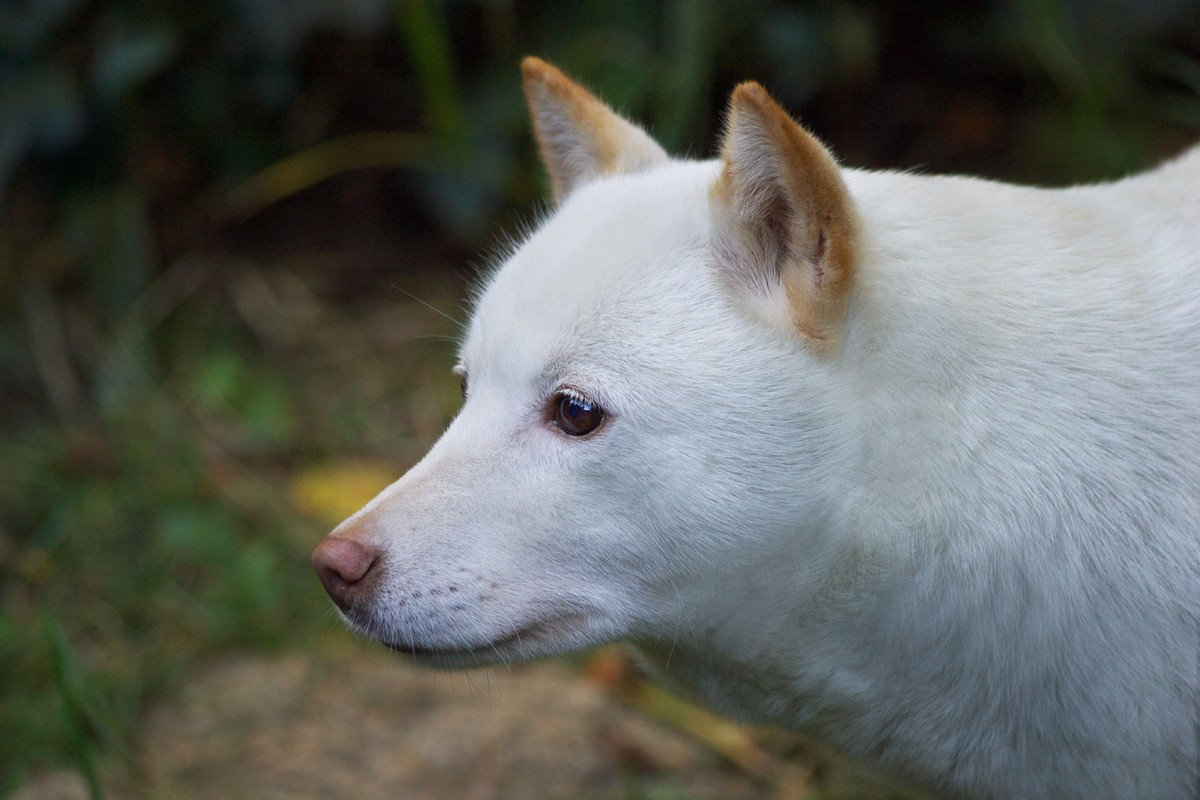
[{"left": 381, "top": 612, "right": 584, "bottom": 660}]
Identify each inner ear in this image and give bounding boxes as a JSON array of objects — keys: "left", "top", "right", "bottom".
[{"left": 713, "top": 82, "right": 857, "bottom": 347}]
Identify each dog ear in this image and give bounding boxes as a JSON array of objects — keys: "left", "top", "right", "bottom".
[
  {"left": 522, "top": 57, "right": 668, "bottom": 203},
  {"left": 713, "top": 82, "right": 857, "bottom": 348}
]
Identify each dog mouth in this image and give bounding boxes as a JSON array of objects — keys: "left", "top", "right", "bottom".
[{"left": 380, "top": 612, "right": 586, "bottom": 665}]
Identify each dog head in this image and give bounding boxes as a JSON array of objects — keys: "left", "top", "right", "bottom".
[{"left": 312, "top": 58, "right": 859, "bottom": 667}]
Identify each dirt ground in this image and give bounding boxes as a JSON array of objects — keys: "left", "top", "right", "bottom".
[{"left": 19, "top": 645, "right": 896, "bottom": 800}]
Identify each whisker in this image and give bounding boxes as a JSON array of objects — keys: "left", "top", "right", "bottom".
[
  {"left": 396, "top": 333, "right": 459, "bottom": 345},
  {"left": 391, "top": 284, "right": 463, "bottom": 328}
]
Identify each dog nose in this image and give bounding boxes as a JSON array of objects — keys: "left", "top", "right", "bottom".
[{"left": 312, "top": 537, "right": 379, "bottom": 612}]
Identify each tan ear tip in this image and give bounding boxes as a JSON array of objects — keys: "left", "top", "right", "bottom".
[
  {"left": 730, "top": 81, "right": 774, "bottom": 111},
  {"left": 521, "top": 56, "right": 547, "bottom": 76},
  {"left": 520, "top": 56, "right": 564, "bottom": 87}
]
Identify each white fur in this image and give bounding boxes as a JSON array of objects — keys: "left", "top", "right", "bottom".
[{"left": 332, "top": 143, "right": 1200, "bottom": 798}]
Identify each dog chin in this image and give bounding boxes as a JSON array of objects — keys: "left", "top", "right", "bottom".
[{"left": 363, "top": 610, "right": 608, "bottom": 670}]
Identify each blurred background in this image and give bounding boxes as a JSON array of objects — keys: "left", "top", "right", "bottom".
[{"left": 2, "top": 1, "right": 1198, "bottom": 798}]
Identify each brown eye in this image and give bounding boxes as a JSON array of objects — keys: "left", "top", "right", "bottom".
[{"left": 555, "top": 393, "right": 604, "bottom": 436}]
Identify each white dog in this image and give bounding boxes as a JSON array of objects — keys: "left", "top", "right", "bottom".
[{"left": 313, "top": 58, "right": 1200, "bottom": 799}]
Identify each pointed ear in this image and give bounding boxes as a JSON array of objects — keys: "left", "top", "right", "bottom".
[
  {"left": 712, "top": 82, "right": 857, "bottom": 348},
  {"left": 521, "top": 57, "right": 668, "bottom": 203}
]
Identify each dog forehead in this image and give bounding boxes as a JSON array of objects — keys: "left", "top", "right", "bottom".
[{"left": 464, "top": 162, "right": 720, "bottom": 375}]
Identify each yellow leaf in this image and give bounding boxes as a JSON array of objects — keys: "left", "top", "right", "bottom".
[{"left": 290, "top": 460, "right": 398, "bottom": 526}]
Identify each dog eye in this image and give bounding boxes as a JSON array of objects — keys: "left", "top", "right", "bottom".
[{"left": 554, "top": 392, "right": 604, "bottom": 436}]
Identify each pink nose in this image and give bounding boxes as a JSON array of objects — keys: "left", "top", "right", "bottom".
[{"left": 311, "top": 537, "right": 379, "bottom": 612}]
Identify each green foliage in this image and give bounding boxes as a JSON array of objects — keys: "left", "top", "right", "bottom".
[
  {"left": 0, "top": 373, "right": 331, "bottom": 778},
  {"left": 48, "top": 623, "right": 111, "bottom": 800}
]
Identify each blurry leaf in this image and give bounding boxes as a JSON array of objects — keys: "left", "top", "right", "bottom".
[
  {"left": 62, "top": 184, "right": 155, "bottom": 318},
  {"left": 395, "top": 0, "right": 470, "bottom": 157},
  {"left": 47, "top": 623, "right": 108, "bottom": 800},
  {"left": 389, "top": 0, "right": 513, "bottom": 236},
  {"left": 1147, "top": 49, "right": 1200, "bottom": 95},
  {"left": 20, "top": 271, "right": 86, "bottom": 421},
  {"left": 238, "top": 377, "right": 296, "bottom": 446},
  {"left": 92, "top": 22, "right": 178, "bottom": 104},
  {"left": 1029, "top": 106, "right": 1150, "bottom": 181},
  {"left": 193, "top": 350, "right": 296, "bottom": 447},
  {"left": 221, "top": 541, "right": 283, "bottom": 621},
  {"left": 657, "top": 0, "right": 718, "bottom": 152},
  {"left": 196, "top": 350, "right": 244, "bottom": 408},
  {"left": 227, "top": 131, "right": 440, "bottom": 218},
  {"left": 560, "top": 29, "right": 656, "bottom": 112},
  {"left": 58, "top": 185, "right": 158, "bottom": 413},
  {"left": 625, "top": 681, "right": 777, "bottom": 782},
  {"left": 158, "top": 505, "right": 239, "bottom": 565},
  {"left": 1142, "top": 48, "right": 1200, "bottom": 126},
  {"left": 1012, "top": 0, "right": 1097, "bottom": 101},
  {"left": 0, "top": 63, "right": 84, "bottom": 204},
  {"left": 290, "top": 460, "right": 397, "bottom": 525}
]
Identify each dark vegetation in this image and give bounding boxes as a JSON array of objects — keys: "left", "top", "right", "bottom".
[{"left": 2, "top": 1, "right": 1198, "bottom": 796}]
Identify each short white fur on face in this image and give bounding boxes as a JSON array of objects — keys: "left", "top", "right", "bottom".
[{"left": 318, "top": 62, "right": 1200, "bottom": 800}]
